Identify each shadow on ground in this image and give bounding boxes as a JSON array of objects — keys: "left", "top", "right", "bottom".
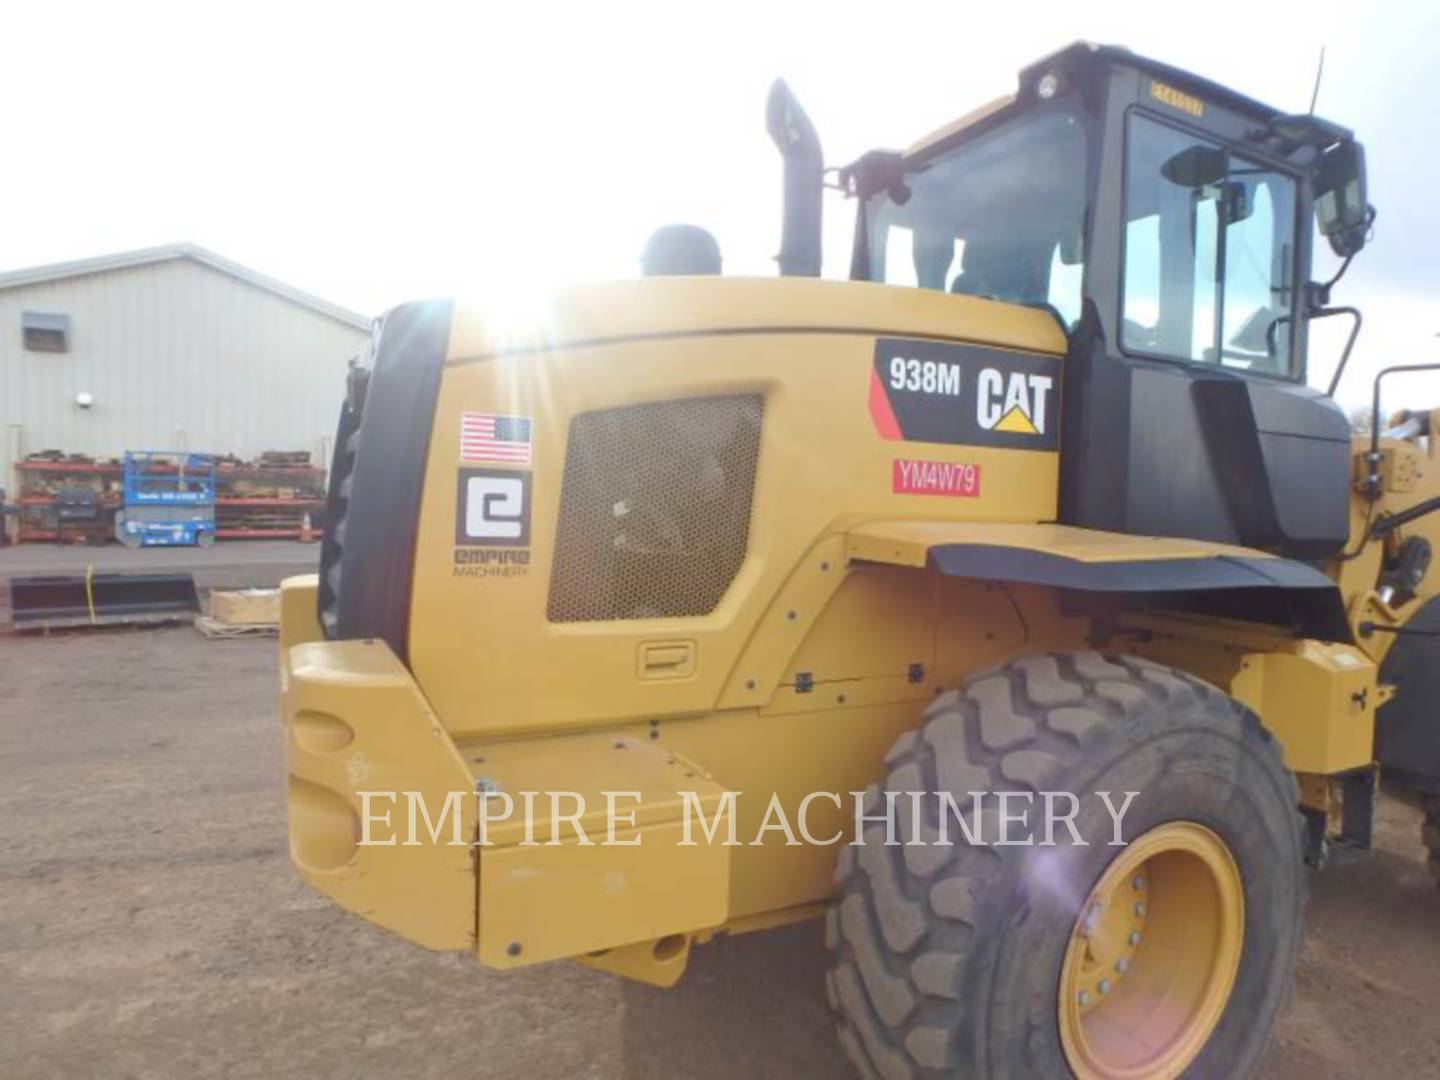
[{"left": 620, "top": 922, "right": 848, "bottom": 1079}]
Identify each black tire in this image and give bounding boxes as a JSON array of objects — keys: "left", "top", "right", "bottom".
[
  {"left": 1423, "top": 796, "right": 1440, "bottom": 889},
  {"left": 826, "top": 651, "right": 1304, "bottom": 1079}
]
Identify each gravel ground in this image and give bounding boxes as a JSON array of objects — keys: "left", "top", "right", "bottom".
[{"left": 1, "top": 627, "right": 1437, "bottom": 1079}]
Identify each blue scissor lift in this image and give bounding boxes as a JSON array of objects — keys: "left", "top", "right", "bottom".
[{"left": 115, "top": 451, "right": 217, "bottom": 547}]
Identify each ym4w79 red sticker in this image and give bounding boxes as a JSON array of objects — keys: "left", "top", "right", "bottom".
[{"left": 893, "top": 458, "right": 981, "bottom": 497}]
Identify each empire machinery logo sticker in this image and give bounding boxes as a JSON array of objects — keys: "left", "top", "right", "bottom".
[
  {"left": 455, "top": 469, "right": 532, "bottom": 577},
  {"left": 868, "top": 337, "right": 1061, "bottom": 457},
  {"left": 454, "top": 412, "right": 534, "bottom": 578}
]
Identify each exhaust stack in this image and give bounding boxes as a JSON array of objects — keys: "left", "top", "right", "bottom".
[{"left": 766, "top": 79, "right": 824, "bottom": 277}]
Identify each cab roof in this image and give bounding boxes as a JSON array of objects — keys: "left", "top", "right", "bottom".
[{"left": 906, "top": 41, "right": 1350, "bottom": 160}]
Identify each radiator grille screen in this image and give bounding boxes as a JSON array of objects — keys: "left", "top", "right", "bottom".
[{"left": 547, "top": 395, "right": 764, "bottom": 622}]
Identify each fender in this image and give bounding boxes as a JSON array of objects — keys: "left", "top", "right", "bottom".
[{"left": 846, "top": 521, "right": 1351, "bottom": 642}]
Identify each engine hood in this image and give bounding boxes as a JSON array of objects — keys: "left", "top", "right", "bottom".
[{"left": 445, "top": 277, "right": 1067, "bottom": 362}]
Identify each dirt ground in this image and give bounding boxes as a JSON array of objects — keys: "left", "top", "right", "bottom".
[{"left": 2, "top": 628, "right": 1438, "bottom": 1079}]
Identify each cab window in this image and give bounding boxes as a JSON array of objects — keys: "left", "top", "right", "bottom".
[
  {"left": 1122, "top": 112, "right": 1298, "bottom": 375},
  {"left": 863, "top": 106, "right": 1089, "bottom": 329}
]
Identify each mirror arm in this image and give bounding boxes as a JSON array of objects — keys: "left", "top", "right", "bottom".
[{"left": 1317, "top": 250, "right": 1355, "bottom": 302}]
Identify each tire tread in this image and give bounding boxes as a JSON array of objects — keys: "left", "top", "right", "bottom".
[{"left": 827, "top": 649, "right": 1302, "bottom": 1078}]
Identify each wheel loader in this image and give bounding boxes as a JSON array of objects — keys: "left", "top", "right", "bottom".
[{"left": 279, "top": 42, "right": 1440, "bottom": 1078}]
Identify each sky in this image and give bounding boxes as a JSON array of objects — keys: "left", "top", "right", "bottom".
[{"left": 2, "top": 0, "right": 1436, "bottom": 409}]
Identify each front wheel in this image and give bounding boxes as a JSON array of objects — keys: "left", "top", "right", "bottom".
[{"left": 826, "top": 651, "right": 1304, "bottom": 1079}]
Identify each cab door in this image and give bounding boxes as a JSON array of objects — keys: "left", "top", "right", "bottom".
[{"left": 1062, "top": 87, "right": 1350, "bottom": 557}]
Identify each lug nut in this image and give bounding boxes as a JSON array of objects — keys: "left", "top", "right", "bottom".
[
  {"left": 1132, "top": 875, "right": 1145, "bottom": 890},
  {"left": 1098, "top": 979, "right": 1111, "bottom": 995},
  {"left": 1078, "top": 991, "right": 1091, "bottom": 1007},
  {"left": 1115, "top": 958, "right": 1128, "bottom": 974},
  {"left": 1128, "top": 931, "right": 1141, "bottom": 946},
  {"left": 1134, "top": 902, "right": 1146, "bottom": 916}
]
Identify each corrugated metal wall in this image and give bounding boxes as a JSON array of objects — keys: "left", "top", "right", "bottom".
[{"left": 0, "top": 258, "right": 371, "bottom": 491}]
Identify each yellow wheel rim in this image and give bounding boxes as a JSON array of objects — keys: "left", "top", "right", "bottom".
[{"left": 1058, "top": 822, "right": 1244, "bottom": 1080}]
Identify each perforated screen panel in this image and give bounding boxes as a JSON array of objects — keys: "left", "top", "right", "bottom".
[{"left": 547, "top": 395, "right": 764, "bottom": 622}]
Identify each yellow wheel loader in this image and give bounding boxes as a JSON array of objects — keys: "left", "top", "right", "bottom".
[{"left": 280, "top": 42, "right": 1440, "bottom": 1078}]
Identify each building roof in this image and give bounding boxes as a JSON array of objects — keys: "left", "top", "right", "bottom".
[{"left": 0, "top": 242, "right": 371, "bottom": 330}]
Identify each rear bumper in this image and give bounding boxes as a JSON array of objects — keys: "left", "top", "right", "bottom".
[
  {"left": 280, "top": 575, "right": 732, "bottom": 977},
  {"left": 281, "top": 576, "right": 477, "bottom": 950}
]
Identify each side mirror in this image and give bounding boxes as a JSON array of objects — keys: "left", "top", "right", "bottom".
[
  {"left": 1315, "top": 140, "right": 1368, "bottom": 257},
  {"left": 766, "top": 79, "right": 824, "bottom": 277},
  {"left": 1161, "top": 144, "right": 1229, "bottom": 188},
  {"left": 1219, "top": 180, "right": 1253, "bottom": 226},
  {"left": 839, "top": 149, "right": 909, "bottom": 201}
]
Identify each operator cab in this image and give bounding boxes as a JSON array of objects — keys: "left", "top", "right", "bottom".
[{"left": 829, "top": 43, "right": 1372, "bottom": 558}]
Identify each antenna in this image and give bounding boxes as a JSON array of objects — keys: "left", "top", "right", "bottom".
[{"left": 1308, "top": 45, "right": 1326, "bottom": 114}]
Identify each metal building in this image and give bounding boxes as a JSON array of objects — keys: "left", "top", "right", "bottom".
[{"left": 0, "top": 243, "right": 371, "bottom": 498}]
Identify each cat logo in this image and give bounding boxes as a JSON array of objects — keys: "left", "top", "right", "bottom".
[
  {"left": 976, "top": 369, "right": 1054, "bottom": 436},
  {"left": 870, "top": 338, "right": 1060, "bottom": 451}
]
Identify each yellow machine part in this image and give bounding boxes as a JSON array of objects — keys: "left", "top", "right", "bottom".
[
  {"left": 282, "top": 572, "right": 1084, "bottom": 982},
  {"left": 1105, "top": 611, "right": 1378, "bottom": 776},
  {"left": 1231, "top": 642, "right": 1376, "bottom": 775},
  {"left": 1059, "top": 822, "right": 1244, "bottom": 1079},
  {"left": 408, "top": 279, "right": 1066, "bottom": 741},
  {"left": 278, "top": 277, "right": 1411, "bottom": 987},
  {"left": 1333, "top": 431, "right": 1440, "bottom": 659},
  {"left": 846, "top": 521, "right": 1380, "bottom": 776},
  {"left": 284, "top": 576, "right": 737, "bottom": 973},
  {"left": 282, "top": 583, "right": 478, "bottom": 950},
  {"left": 468, "top": 731, "right": 731, "bottom": 970}
]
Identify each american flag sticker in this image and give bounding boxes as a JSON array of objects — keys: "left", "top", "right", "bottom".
[{"left": 460, "top": 412, "right": 533, "bottom": 466}]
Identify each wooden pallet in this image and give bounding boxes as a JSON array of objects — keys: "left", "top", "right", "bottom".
[{"left": 194, "top": 615, "right": 279, "bottom": 639}]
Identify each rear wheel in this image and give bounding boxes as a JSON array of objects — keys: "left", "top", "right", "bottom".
[{"left": 826, "top": 651, "right": 1303, "bottom": 1079}]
